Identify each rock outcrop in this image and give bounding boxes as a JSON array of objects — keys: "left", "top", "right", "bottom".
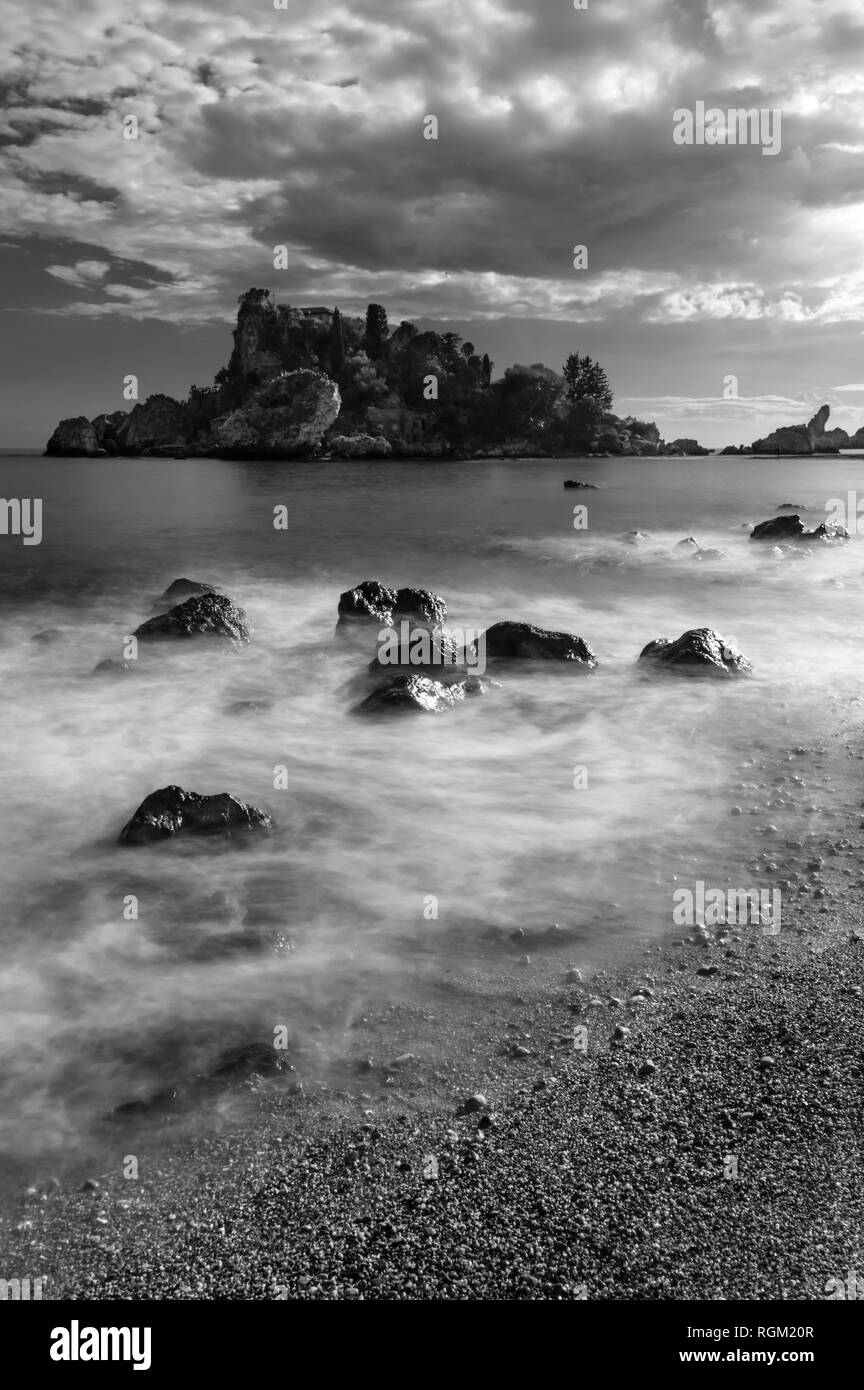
[
  {"left": 116, "top": 395, "right": 190, "bottom": 454},
  {"left": 134, "top": 592, "right": 252, "bottom": 645},
  {"left": 354, "top": 673, "right": 491, "bottom": 715},
  {"left": 44, "top": 417, "right": 99, "bottom": 456},
  {"left": 479, "top": 621, "right": 598, "bottom": 667},
  {"left": 119, "top": 785, "right": 272, "bottom": 845},
  {"left": 638, "top": 628, "right": 752, "bottom": 678},
  {"left": 209, "top": 370, "right": 340, "bottom": 459},
  {"left": 750, "top": 515, "right": 849, "bottom": 544},
  {"left": 337, "top": 580, "right": 398, "bottom": 627},
  {"left": 752, "top": 405, "right": 850, "bottom": 455}
]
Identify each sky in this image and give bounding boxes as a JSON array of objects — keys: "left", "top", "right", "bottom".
[{"left": 1, "top": 0, "right": 863, "bottom": 447}]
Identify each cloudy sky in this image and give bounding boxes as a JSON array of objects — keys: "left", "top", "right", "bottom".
[{"left": 2, "top": 0, "right": 863, "bottom": 446}]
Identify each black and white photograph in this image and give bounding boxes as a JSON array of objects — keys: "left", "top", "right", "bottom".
[{"left": 1, "top": 0, "right": 863, "bottom": 1356}]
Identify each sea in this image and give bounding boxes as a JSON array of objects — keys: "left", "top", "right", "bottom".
[{"left": 1, "top": 451, "right": 863, "bottom": 1164}]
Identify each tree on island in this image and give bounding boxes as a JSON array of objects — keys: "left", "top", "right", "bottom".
[
  {"left": 329, "top": 307, "right": 345, "bottom": 374},
  {"left": 563, "top": 353, "right": 613, "bottom": 411},
  {"left": 363, "top": 303, "right": 390, "bottom": 360}
]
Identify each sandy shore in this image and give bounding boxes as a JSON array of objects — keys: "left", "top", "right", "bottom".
[{"left": 3, "top": 894, "right": 862, "bottom": 1301}]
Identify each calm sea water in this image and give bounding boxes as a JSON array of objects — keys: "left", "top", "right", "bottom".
[{"left": 1, "top": 452, "right": 863, "bottom": 1159}]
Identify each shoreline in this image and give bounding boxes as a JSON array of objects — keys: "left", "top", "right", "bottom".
[{"left": 3, "top": 888, "right": 862, "bottom": 1300}]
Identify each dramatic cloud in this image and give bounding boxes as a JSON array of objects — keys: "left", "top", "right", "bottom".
[{"left": 1, "top": 0, "right": 862, "bottom": 443}]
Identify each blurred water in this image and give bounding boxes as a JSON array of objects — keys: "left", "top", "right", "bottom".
[{"left": 1, "top": 452, "right": 863, "bottom": 1158}]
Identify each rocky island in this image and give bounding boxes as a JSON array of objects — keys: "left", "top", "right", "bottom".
[{"left": 45, "top": 289, "right": 707, "bottom": 461}]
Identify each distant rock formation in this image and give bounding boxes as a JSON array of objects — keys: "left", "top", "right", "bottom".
[
  {"left": 44, "top": 287, "right": 709, "bottom": 461},
  {"left": 751, "top": 404, "right": 850, "bottom": 455}
]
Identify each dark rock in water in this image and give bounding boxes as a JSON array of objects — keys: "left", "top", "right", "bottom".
[
  {"left": 134, "top": 592, "right": 251, "bottom": 645},
  {"left": 30, "top": 629, "right": 66, "bottom": 644},
  {"left": 623, "top": 530, "right": 649, "bottom": 544},
  {"left": 639, "top": 627, "right": 752, "bottom": 678},
  {"left": 355, "top": 672, "right": 493, "bottom": 715},
  {"left": 750, "top": 515, "right": 805, "bottom": 541},
  {"left": 337, "top": 579, "right": 398, "bottom": 627},
  {"left": 563, "top": 480, "right": 599, "bottom": 489},
  {"left": 479, "top": 621, "right": 598, "bottom": 667},
  {"left": 751, "top": 514, "right": 848, "bottom": 544},
  {"left": 777, "top": 503, "right": 806, "bottom": 511},
  {"left": 675, "top": 537, "right": 701, "bottom": 551},
  {"left": 93, "top": 658, "right": 134, "bottom": 675},
  {"left": 692, "top": 548, "right": 725, "bottom": 561},
  {"left": 393, "top": 586, "right": 447, "bottom": 627},
  {"left": 118, "top": 784, "right": 272, "bottom": 845},
  {"left": 111, "top": 1086, "right": 181, "bottom": 1121},
  {"left": 155, "top": 577, "right": 219, "bottom": 609}
]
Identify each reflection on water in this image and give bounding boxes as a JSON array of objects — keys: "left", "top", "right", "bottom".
[{"left": 0, "top": 453, "right": 863, "bottom": 1157}]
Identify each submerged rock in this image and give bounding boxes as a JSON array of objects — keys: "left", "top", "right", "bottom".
[
  {"left": 355, "top": 672, "right": 492, "bottom": 715},
  {"left": 479, "top": 621, "right": 598, "bottom": 667},
  {"left": 692, "top": 548, "right": 725, "bottom": 561},
  {"left": 118, "top": 785, "right": 272, "bottom": 845},
  {"left": 675, "top": 537, "right": 701, "bottom": 551},
  {"left": 638, "top": 627, "right": 752, "bottom": 678},
  {"left": 134, "top": 592, "right": 251, "bottom": 645},
  {"left": 337, "top": 579, "right": 398, "bottom": 627},
  {"left": 93, "top": 658, "right": 134, "bottom": 675},
  {"left": 563, "top": 480, "right": 599, "bottom": 489}
]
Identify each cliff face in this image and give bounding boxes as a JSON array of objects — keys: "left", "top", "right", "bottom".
[
  {"left": 209, "top": 370, "right": 341, "bottom": 458},
  {"left": 45, "top": 417, "right": 99, "bottom": 456}
]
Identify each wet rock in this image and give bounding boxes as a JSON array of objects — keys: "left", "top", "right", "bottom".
[
  {"left": 226, "top": 699, "right": 274, "bottom": 715},
  {"left": 564, "top": 480, "right": 599, "bottom": 489},
  {"left": 478, "top": 621, "right": 598, "bottom": 667},
  {"left": 93, "top": 658, "right": 134, "bottom": 675},
  {"left": 368, "top": 624, "right": 461, "bottom": 674},
  {"left": 751, "top": 514, "right": 806, "bottom": 541},
  {"left": 638, "top": 628, "right": 752, "bottom": 678},
  {"left": 393, "top": 587, "right": 447, "bottom": 627},
  {"left": 134, "top": 593, "right": 252, "bottom": 645},
  {"left": 692, "top": 548, "right": 725, "bottom": 561},
  {"left": 118, "top": 784, "right": 272, "bottom": 845},
  {"left": 337, "top": 580, "right": 397, "bottom": 628},
  {"left": 675, "top": 537, "right": 701, "bottom": 551},
  {"left": 354, "top": 672, "right": 493, "bottom": 715}
]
